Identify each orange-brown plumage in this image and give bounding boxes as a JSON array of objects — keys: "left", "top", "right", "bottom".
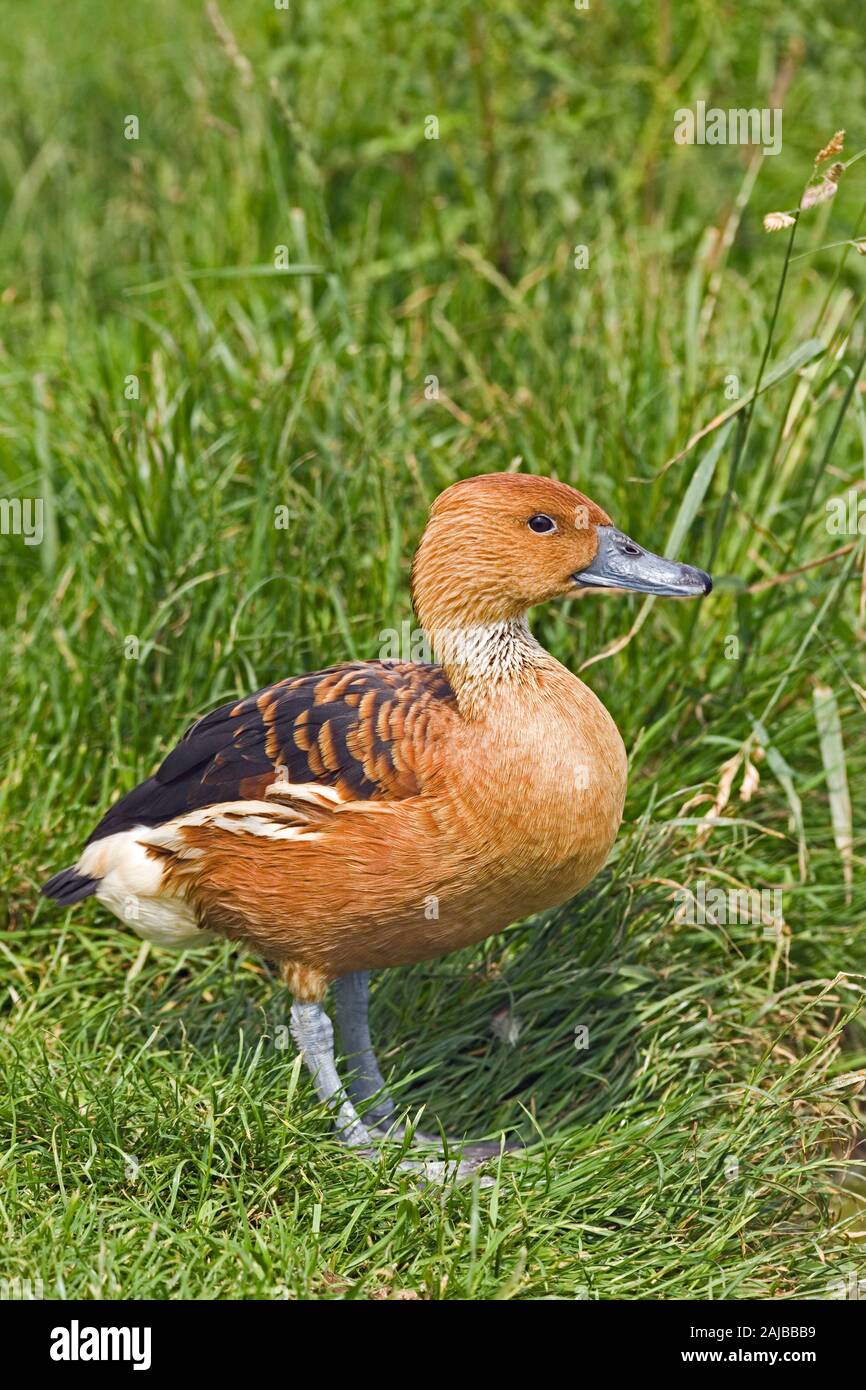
[{"left": 155, "top": 655, "right": 626, "bottom": 992}]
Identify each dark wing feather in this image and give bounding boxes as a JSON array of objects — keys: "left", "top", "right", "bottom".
[{"left": 85, "top": 661, "right": 456, "bottom": 844}]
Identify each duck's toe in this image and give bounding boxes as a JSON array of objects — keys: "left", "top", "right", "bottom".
[
  {"left": 396, "top": 1154, "right": 496, "bottom": 1187},
  {"left": 371, "top": 1115, "right": 519, "bottom": 1172},
  {"left": 453, "top": 1136, "right": 522, "bottom": 1161}
]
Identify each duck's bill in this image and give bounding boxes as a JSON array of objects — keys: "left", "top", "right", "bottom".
[{"left": 573, "top": 526, "right": 712, "bottom": 598}]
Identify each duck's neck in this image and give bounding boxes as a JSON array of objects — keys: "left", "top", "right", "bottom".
[{"left": 426, "top": 615, "right": 551, "bottom": 719}]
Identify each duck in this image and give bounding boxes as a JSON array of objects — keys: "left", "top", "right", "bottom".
[{"left": 42, "top": 473, "right": 711, "bottom": 1178}]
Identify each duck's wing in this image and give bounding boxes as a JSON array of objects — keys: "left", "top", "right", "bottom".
[{"left": 85, "top": 660, "right": 456, "bottom": 845}]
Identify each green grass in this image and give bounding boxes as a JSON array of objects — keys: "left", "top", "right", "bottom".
[{"left": 1, "top": 0, "right": 865, "bottom": 1299}]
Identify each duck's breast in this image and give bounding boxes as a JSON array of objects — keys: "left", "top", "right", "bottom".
[{"left": 436, "top": 664, "right": 628, "bottom": 908}]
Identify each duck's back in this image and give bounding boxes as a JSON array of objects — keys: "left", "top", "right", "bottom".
[
  {"left": 78, "top": 660, "right": 457, "bottom": 846},
  {"left": 41, "top": 660, "right": 458, "bottom": 925}
]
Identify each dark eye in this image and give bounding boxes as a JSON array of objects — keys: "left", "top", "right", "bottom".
[{"left": 528, "top": 514, "right": 557, "bottom": 534}]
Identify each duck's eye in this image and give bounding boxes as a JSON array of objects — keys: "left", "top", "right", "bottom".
[{"left": 528, "top": 514, "right": 557, "bottom": 534}]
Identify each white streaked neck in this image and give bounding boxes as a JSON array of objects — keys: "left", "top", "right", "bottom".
[{"left": 428, "top": 616, "right": 548, "bottom": 716}]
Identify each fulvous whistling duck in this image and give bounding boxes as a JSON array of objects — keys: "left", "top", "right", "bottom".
[{"left": 43, "top": 473, "right": 711, "bottom": 1178}]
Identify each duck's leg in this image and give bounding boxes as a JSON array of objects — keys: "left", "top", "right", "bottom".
[
  {"left": 332, "top": 970, "right": 510, "bottom": 1165},
  {"left": 289, "top": 1000, "right": 371, "bottom": 1149},
  {"left": 332, "top": 971, "right": 398, "bottom": 1128}
]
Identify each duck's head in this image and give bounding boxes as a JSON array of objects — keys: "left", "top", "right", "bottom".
[{"left": 412, "top": 472, "right": 712, "bottom": 632}]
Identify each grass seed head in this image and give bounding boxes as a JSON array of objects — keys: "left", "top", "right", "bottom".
[
  {"left": 800, "top": 176, "right": 840, "bottom": 210},
  {"left": 815, "top": 130, "right": 845, "bottom": 164},
  {"left": 763, "top": 211, "right": 797, "bottom": 232}
]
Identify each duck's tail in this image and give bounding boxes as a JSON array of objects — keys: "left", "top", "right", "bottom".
[{"left": 41, "top": 866, "right": 100, "bottom": 905}]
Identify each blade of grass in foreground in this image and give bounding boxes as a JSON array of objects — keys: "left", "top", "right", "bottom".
[
  {"left": 813, "top": 683, "right": 854, "bottom": 904},
  {"left": 661, "top": 336, "right": 825, "bottom": 472},
  {"left": 124, "top": 263, "right": 324, "bottom": 296}
]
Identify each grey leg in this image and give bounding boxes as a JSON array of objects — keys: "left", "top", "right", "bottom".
[
  {"left": 330, "top": 971, "right": 506, "bottom": 1183},
  {"left": 332, "top": 971, "right": 397, "bottom": 1127},
  {"left": 290, "top": 1000, "right": 370, "bottom": 1148}
]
